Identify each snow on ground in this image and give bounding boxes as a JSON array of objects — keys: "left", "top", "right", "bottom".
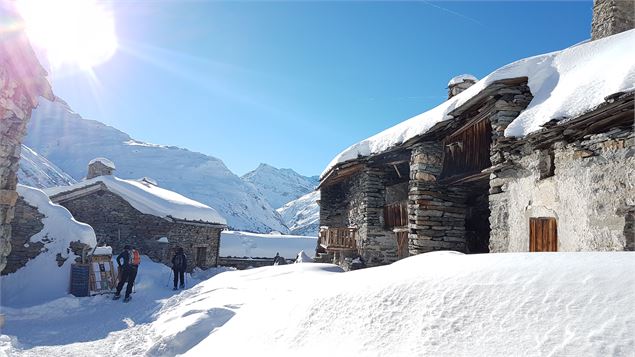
[
  {"left": 220, "top": 230, "right": 317, "bottom": 259},
  {"left": 45, "top": 175, "right": 226, "bottom": 224},
  {"left": 1, "top": 252, "right": 633, "bottom": 356},
  {"left": 322, "top": 29, "right": 635, "bottom": 177},
  {"left": 0, "top": 185, "right": 96, "bottom": 308}
]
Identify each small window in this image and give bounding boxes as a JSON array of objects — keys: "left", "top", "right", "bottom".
[
  {"left": 529, "top": 217, "right": 557, "bottom": 252},
  {"left": 538, "top": 150, "right": 555, "bottom": 179}
]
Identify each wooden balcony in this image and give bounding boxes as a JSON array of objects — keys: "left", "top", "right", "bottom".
[
  {"left": 384, "top": 201, "right": 408, "bottom": 229},
  {"left": 319, "top": 227, "right": 357, "bottom": 251}
]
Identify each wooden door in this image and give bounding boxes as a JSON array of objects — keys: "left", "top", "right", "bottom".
[
  {"left": 395, "top": 231, "right": 409, "bottom": 259},
  {"left": 529, "top": 217, "right": 557, "bottom": 252},
  {"left": 196, "top": 247, "right": 207, "bottom": 267}
]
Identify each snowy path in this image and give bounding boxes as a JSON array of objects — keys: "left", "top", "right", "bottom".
[{"left": 2, "top": 252, "right": 634, "bottom": 356}]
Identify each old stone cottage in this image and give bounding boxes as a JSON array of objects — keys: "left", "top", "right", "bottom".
[
  {"left": 0, "top": 3, "right": 53, "bottom": 273},
  {"left": 47, "top": 159, "right": 227, "bottom": 271},
  {"left": 317, "top": 0, "right": 634, "bottom": 268}
]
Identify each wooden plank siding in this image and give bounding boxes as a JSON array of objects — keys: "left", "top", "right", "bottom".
[
  {"left": 384, "top": 201, "right": 408, "bottom": 229},
  {"left": 529, "top": 217, "right": 558, "bottom": 252},
  {"left": 319, "top": 227, "right": 357, "bottom": 251},
  {"left": 440, "top": 118, "right": 492, "bottom": 182}
]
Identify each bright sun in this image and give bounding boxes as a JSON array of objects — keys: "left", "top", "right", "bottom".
[{"left": 17, "top": 0, "right": 117, "bottom": 69}]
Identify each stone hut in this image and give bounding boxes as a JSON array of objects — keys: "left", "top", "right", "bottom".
[
  {"left": 87, "top": 157, "right": 115, "bottom": 179},
  {"left": 0, "top": 3, "right": 53, "bottom": 273},
  {"left": 317, "top": 11, "right": 634, "bottom": 269},
  {"left": 47, "top": 160, "right": 227, "bottom": 271}
]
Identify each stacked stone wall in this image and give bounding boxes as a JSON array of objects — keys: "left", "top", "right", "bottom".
[
  {"left": 489, "top": 127, "right": 634, "bottom": 252},
  {"left": 2, "top": 197, "right": 44, "bottom": 274},
  {"left": 58, "top": 190, "right": 221, "bottom": 270},
  {"left": 591, "top": 0, "right": 635, "bottom": 40},
  {"left": 408, "top": 142, "right": 468, "bottom": 254}
]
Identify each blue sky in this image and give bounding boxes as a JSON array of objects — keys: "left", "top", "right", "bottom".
[{"left": 49, "top": 1, "right": 593, "bottom": 177}]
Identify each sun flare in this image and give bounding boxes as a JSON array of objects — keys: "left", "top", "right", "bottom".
[{"left": 16, "top": 0, "right": 117, "bottom": 69}]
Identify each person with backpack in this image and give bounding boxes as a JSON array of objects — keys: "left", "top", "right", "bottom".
[
  {"left": 113, "top": 245, "right": 140, "bottom": 302},
  {"left": 171, "top": 247, "right": 187, "bottom": 290}
]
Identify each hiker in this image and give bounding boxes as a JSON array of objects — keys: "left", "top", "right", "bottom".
[
  {"left": 113, "top": 245, "right": 140, "bottom": 302},
  {"left": 272, "top": 252, "right": 283, "bottom": 266},
  {"left": 171, "top": 247, "right": 187, "bottom": 290}
]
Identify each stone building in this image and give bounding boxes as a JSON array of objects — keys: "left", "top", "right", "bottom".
[
  {"left": 317, "top": 6, "right": 634, "bottom": 269},
  {"left": 0, "top": 3, "right": 53, "bottom": 273},
  {"left": 47, "top": 159, "right": 227, "bottom": 271}
]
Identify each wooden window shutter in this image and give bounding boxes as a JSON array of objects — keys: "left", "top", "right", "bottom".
[{"left": 529, "top": 217, "right": 558, "bottom": 252}]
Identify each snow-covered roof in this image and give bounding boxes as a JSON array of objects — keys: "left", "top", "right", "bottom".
[
  {"left": 322, "top": 29, "right": 635, "bottom": 179},
  {"left": 448, "top": 74, "right": 477, "bottom": 87},
  {"left": 88, "top": 157, "right": 115, "bottom": 170},
  {"left": 92, "top": 246, "right": 113, "bottom": 256},
  {"left": 45, "top": 175, "right": 227, "bottom": 225},
  {"left": 1, "top": 185, "right": 96, "bottom": 307}
]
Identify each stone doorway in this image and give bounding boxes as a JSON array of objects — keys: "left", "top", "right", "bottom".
[{"left": 463, "top": 180, "right": 490, "bottom": 253}]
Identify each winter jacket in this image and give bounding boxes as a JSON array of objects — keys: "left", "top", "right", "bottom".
[{"left": 172, "top": 253, "right": 187, "bottom": 271}]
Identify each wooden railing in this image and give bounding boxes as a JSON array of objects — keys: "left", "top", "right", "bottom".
[
  {"left": 319, "top": 227, "right": 357, "bottom": 251},
  {"left": 384, "top": 201, "right": 408, "bottom": 228}
]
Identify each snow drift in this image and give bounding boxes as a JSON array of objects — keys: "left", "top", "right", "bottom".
[
  {"left": 0, "top": 185, "right": 96, "bottom": 307},
  {"left": 2, "top": 252, "right": 633, "bottom": 356},
  {"left": 323, "top": 29, "right": 635, "bottom": 177}
]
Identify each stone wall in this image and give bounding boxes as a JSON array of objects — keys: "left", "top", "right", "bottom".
[
  {"left": 87, "top": 161, "right": 114, "bottom": 179},
  {"left": 408, "top": 142, "right": 468, "bottom": 254},
  {"left": 592, "top": 0, "right": 635, "bottom": 40},
  {"left": 0, "top": 9, "right": 52, "bottom": 272},
  {"left": 57, "top": 189, "right": 222, "bottom": 270},
  {"left": 2, "top": 197, "right": 44, "bottom": 274},
  {"left": 320, "top": 167, "right": 402, "bottom": 267},
  {"left": 490, "top": 128, "right": 634, "bottom": 252}
]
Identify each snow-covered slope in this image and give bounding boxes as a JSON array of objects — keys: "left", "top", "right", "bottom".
[
  {"left": 0, "top": 185, "right": 96, "bottom": 307},
  {"left": 220, "top": 230, "right": 317, "bottom": 259},
  {"left": 277, "top": 190, "right": 320, "bottom": 236},
  {"left": 242, "top": 163, "right": 318, "bottom": 209},
  {"left": 2, "top": 252, "right": 633, "bottom": 356},
  {"left": 24, "top": 98, "right": 288, "bottom": 233},
  {"left": 17, "top": 145, "right": 76, "bottom": 188}
]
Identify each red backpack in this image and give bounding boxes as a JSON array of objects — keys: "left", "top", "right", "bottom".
[{"left": 130, "top": 249, "right": 141, "bottom": 266}]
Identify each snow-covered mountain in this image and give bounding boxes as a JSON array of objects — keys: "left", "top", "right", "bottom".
[
  {"left": 24, "top": 98, "right": 288, "bottom": 233},
  {"left": 242, "top": 163, "right": 319, "bottom": 209},
  {"left": 18, "top": 145, "right": 76, "bottom": 188},
  {"left": 277, "top": 190, "right": 320, "bottom": 237}
]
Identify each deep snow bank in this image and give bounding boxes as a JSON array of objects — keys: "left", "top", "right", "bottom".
[
  {"left": 189, "top": 252, "right": 635, "bottom": 356},
  {"left": 0, "top": 185, "right": 96, "bottom": 307}
]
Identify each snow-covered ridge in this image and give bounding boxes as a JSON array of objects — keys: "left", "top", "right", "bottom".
[
  {"left": 0, "top": 185, "right": 96, "bottom": 307},
  {"left": 18, "top": 145, "right": 76, "bottom": 188},
  {"left": 46, "top": 175, "right": 227, "bottom": 224},
  {"left": 276, "top": 190, "right": 320, "bottom": 236},
  {"left": 242, "top": 163, "right": 319, "bottom": 209},
  {"left": 25, "top": 98, "right": 288, "bottom": 233},
  {"left": 322, "top": 29, "right": 635, "bottom": 178}
]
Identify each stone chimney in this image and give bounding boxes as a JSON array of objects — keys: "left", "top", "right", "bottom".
[
  {"left": 447, "top": 74, "right": 477, "bottom": 99},
  {"left": 87, "top": 158, "right": 115, "bottom": 179},
  {"left": 591, "top": 0, "right": 635, "bottom": 40}
]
